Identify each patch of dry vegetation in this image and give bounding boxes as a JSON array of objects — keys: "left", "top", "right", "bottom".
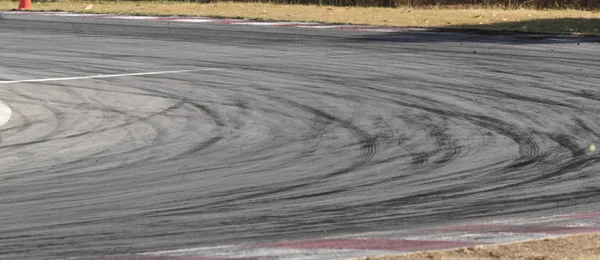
[
  {"left": 355, "top": 233, "right": 600, "bottom": 260},
  {"left": 0, "top": 1, "right": 598, "bottom": 35}
]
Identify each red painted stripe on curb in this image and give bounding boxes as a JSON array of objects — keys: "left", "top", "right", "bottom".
[
  {"left": 251, "top": 238, "right": 481, "bottom": 251},
  {"left": 435, "top": 224, "right": 600, "bottom": 234}
]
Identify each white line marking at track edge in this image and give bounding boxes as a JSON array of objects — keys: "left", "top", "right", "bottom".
[{"left": 0, "top": 68, "right": 220, "bottom": 84}]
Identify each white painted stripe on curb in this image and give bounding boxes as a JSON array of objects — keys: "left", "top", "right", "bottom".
[
  {"left": 0, "top": 68, "right": 220, "bottom": 85},
  {"left": 231, "top": 22, "right": 294, "bottom": 26},
  {"left": 46, "top": 13, "right": 106, "bottom": 17},
  {"left": 163, "top": 19, "right": 215, "bottom": 23},
  {"left": 143, "top": 245, "right": 397, "bottom": 260},
  {"left": 298, "top": 25, "right": 346, "bottom": 29},
  {"left": 235, "top": 22, "right": 318, "bottom": 26},
  {"left": 0, "top": 101, "right": 12, "bottom": 127},
  {"left": 101, "top": 16, "right": 158, "bottom": 20},
  {"left": 336, "top": 231, "right": 546, "bottom": 244}
]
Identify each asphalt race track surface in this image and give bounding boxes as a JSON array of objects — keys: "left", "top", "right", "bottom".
[{"left": 1, "top": 13, "right": 599, "bottom": 259}]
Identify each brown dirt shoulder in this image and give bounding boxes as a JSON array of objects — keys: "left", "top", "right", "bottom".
[{"left": 354, "top": 233, "right": 600, "bottom": 260}]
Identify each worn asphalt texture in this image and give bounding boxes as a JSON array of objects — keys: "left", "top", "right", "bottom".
[{"left": 0, "top": 13, "right": 599, "bottom": 259}]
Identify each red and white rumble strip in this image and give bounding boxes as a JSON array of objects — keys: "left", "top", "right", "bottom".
[
  {"left": 73, "top": 211, "right": 600, "bottom": 260},
  {"left": 4, "top": 11, "right": 597, "bottom": 43}
]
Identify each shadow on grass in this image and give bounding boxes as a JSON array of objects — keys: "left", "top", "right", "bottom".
[{"left": 357, "top": 18, "right": 600, "bottom": 44}]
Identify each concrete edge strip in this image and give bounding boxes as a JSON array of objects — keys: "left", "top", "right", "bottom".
[{"left": 127, "top": 211, "right": 600, "bottom": 259}]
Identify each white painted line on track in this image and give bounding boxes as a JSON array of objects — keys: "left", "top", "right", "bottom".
[
  {"left": 0, "top": 68, "right": 220, "bottom": 84},
  {"left": 0, "top": 101, "right": 12, "bottom": 127}
]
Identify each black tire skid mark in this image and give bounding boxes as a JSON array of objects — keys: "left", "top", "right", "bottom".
[
  {"left": 465, "top": 115, "right": 544, "bottom": 169},
  {"left": 12, "top": 101, "right": 169, "bottom": 178},
  {"left": 0, "top": 84, "right": 119, "bottom": 151},
  {"left": 427, "top": 155, "right": 600, "bottom": 208},
  {"left": 493, "top": 155, "right": 600, "bottom": 193},
  {"left": 231, "top": 98, "right": 249, "bottom": 130},
  {"left": 393, "top": 112, "right": 461, "bottom": 171},
  {"left": 573, "top": 89, "right": 600, "bottom": 104},
  {"left": 271, "top": 97, "right": 377, "bottom": 177},
  {"left": 548, "top": 133, "right": 586, "bottom": 158},
  {"left": 194, "top": 101, "right": 298, "bottom": 165},
  {"left": 366, "top": 117, "right": 410, "bottom": 166},
  {"left": 0, "top": 88, "right": 85, "bottom": 176},
  {"left": 374, "top": 156, "right": 600, "bottom": 211},
  {"left": 352, "top": 89, "right": 470, "bottom": 169},
  {"left": 0, "top": 103, "right": 135, "bottom": 179},
  {"left": 393, "top": 115, "right": 429, "bottom": 168},
  {"left": 159, "top": 101, "right": 227, "bottom": 162},
  {"left": 340, "top": 121, "right": 376, "bottom": 165},
  {"left": 574, "top": 116, "right": 600, "bottom": 139},
  {"left": 162, "top": 136, "right": 223, "bottom": 163},
  {"left": 359, "top": 84, "right": 549, "bottom": 170},
  {"left": 8, "top": 99, "right": 197, "bottom": 178},
  {"left": 430, "top": 122, "right": 461, "bottom": 166},
  {"left": 378, "top": 124, "right": 598, "bottom": 210},
  {"left": 456, "top": 183, "right": 600, "bottom": 219},
  {"left": 150, "top": 97, "right": 382, "bottom": 216},
  {"left": 0, "top": 106, "right": 33, "bottom": 148},
  {"left": 224, "top": 86, "right": 552, "bottom": 208},
  {"left": 373, "top": 116, "right": 395, "bottom": 143},
  {"left": 408, "top": 114, "right": 461, "bottom": 170},
  {"left": 385, "top": 198, "right": 594, "bottom": 226},
  {"left": 342, "top": 94, "right": 551, "bottom": 197},
  {"left": 9, "top": 90, "right": 67, "bottom": 143},
  {"left": 377, "top": 185, "right": 472, "bottom": 207},
  {"left": 266, "top": 93, "right": 338, "bottom": 145},
  {"left": 79, "top": 99, "right": 219, "bottom": 175},
  {"left": 485, "top": 89, "right": 576, "bottom": 110},
  {"left": 398, "top": 160, "right": 508, "bottom": 188},
  {"left": 147, "top": 182, "right": 315, "bottom": 218},
  {"left": 393, "top": 188, "right": 600, "bottom": 225}
]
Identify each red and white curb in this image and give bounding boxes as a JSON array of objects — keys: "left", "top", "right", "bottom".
[
  {"left": 3, "top": 11, "right": 598, "bottom": 43},
  {"left": 71, "top": 211, "right": 600, "bottom": 260},
  {"left": 0, "top": 11, "right": 432, "bottom": 33}
]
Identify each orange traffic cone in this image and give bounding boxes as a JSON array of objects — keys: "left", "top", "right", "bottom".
[{"left": 18, "top": 0, "right": 32, "bottom": 10}]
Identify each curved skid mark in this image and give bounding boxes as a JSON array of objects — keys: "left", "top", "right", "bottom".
[
  {"left": 549, "top": 133, "right": 586, "bottom": 158},
  {"left": 339, "top": 121, "right": 377, "bottom": 165},
  {"left": 466, "top": 115, "right": 543, "bottom": 169},
  {"left": 271, "top": 97, "right": 377, "bottom": 174},
  {"left": 190, "top": 102, "right": 226, "bottom": 127}
]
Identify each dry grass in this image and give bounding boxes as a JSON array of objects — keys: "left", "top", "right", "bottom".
[
  {"left": 0, "top": 1, "right": 599, "bottom": 35},
  {"left": 355, "top": 233, "right": 600, "bottom": 260}
]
